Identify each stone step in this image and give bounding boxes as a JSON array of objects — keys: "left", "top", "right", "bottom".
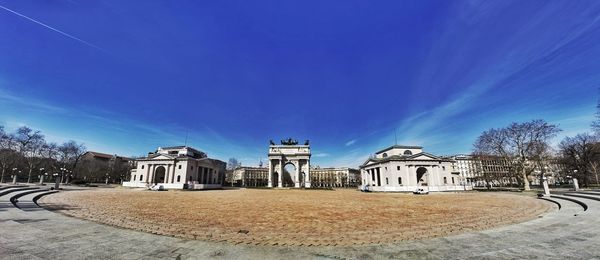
[
  {"left": 0, "top": 187, "right": 40, "bottom": 198},
  {"left": 538, "top": 197, "right": 561, "bottom": 210},
  {"left": 10, "top": 188, "right": 52, "bottom": 209},
  {"left": 550, "top": 195, "right": 588, "bottom": 211},
  {"left": 0, "top": 185, "right": 27, "bottom": 191},
  {"left": 563, "top": 193, "right": 600, "bottom": 203}
]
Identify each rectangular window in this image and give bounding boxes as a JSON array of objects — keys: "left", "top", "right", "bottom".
[
  {"left": 178, "top": 165, "right": 182, "bottom": 169},
  {"left": 141, "top": 165, "right": 145, "bottom": 169},
  {"left": 398, "top": 177, "right": 402, "bottom": 185},
  {"left": 443, "top": 177, "right": 447, "bottom": 184},
  {"left": 452, "top": 177, "right": 455, "bottom": 184},
  {"left": 397, "top": 166, "right": 400, "bottom": 171}
]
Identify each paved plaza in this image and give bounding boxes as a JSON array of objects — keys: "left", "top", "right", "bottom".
[
  {"left": 1, "top": 186, "right": 599, "bottom": 259},
  {"left": 39, "top": 188, "right": 549, "bottom": 246}
]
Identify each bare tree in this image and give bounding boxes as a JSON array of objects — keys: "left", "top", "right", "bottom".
[
  {"left": 592, "top": 93, "right": 600, "bottom": 136},
  {"left": 58, "top": 140, "right": 86, "bottom": 180},
  {"left": 226, "top": 158, "right": 241, "bottom": 186},
  {"left": 589, "top": 161, "right": 600, "bottom": 187},
  {"left": 473, "top": 120, "right": 561, "bottom": 190},
  {"left": 559, "top": 133, "right": 600, "bottom": 187},
  {"left": 0, "top": 127, "right": 17, "bottom": 183},
  {"left": 14, "top": 127, "right": 46, "bottom": 183}
]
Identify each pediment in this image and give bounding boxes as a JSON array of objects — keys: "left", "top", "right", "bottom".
[
  {"left": 407, "top": 152, "right": 442, "bottom": 161},
  {"left": 148, "top": 154, "right": 175, "bottom": 160}
]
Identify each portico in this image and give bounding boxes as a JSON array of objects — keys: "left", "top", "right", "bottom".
[
  {"left": 123, "top": 146, "right": 226, "bottom": 190},
  {"left": 360, "top": 145, "right": 472, "bottom": 192}
]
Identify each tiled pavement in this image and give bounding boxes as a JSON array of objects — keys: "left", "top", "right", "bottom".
[{"left": 1, "top": 185, "right": 599, "bottom": 259}]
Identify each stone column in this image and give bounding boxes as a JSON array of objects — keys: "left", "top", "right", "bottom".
[
  {"left": 268, "top": 160, "right": 273, "bottom": 187},
  {"left": 278, "top": 160, "right": 283, "bottom": 188},
  {"left": 171, "top": 162, "right": 176, "bottom": 183},
  {"left": 573, "top": 178, "right": 579, "bottom": 191},
  {"left": 165, "top": 164, "right": 171, "bottom": 184},
  {"left": 294, "top": 161, "right": 300, "bottom": 188},
  {"left": 305, "top": 159, "right": 311, "bottom": 188},
  {"left": 405, "top": 165, "right": 411, "bottom": 187},
  {"left": 145, "top": 164, "right": 151, "bottom": 184}
]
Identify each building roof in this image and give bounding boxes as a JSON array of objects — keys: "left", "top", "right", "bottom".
[
  {"left": 160, "top": 145, "right": 186, "bottom": 150},
  {"left": 375, "top": 145, "right": 423, "bottom": 154},
  {"left": 85, "top": 151, "right": 132, "bottom": 161},
  {"left": 361, "top": 152, "right": 454, "bottom": 168}
]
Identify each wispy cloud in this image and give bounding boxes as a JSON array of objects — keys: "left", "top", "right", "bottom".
[
  {"left": 345, "top": 139, "right": 356, "bottom": 146},
  {"left": 0, "top": 4, "right": 107, "bottom": 53},
  {"left": 314, "top": 153, "right": 330, "bottom": 158}
]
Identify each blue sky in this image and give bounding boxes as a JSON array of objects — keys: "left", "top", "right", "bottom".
[{"left": 0, "top": 1, "right": 599, "bottom": 167}]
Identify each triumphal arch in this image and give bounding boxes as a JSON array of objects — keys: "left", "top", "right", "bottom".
[{"left": 268, "top": 138, "right": 311, "bottom": 188}]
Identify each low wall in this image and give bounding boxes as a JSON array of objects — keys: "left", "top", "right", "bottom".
[
  {"left": 122, "top": 182, "right": 221, "bottom": 190},
  {"left": 367, "top": 185, "right": 473, "bottom": 192}
]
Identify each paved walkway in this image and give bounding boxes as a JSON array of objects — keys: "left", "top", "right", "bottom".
[{"left": 0, "top": 185, "right": 599, "bottom": 259}]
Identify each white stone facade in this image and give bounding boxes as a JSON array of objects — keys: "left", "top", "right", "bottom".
[
  {"left": 122, "top": 146, "right": 226, "bottom": 190},
  {"left": 268, "top": 144, "right": 311, "bottom": 188},
  {"left": 360, "top": 145, "right": 472, "bottom": 192}
]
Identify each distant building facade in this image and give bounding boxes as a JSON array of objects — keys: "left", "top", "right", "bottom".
[
  {"left": 310, "top": 167, "right": 361, "bottom": 188},
  {"left": 232, "top": 166, "right": 269, "bottom": 187},
  {"left": 78, "top": 151, "right": 133, "bottom": 183},
  {"left": 123, "top": 146, "right": 226, "bottom": 190},
  {"left": 360, "top": 145, "right": 472, "bottom": 192},
  {"left": 449, "top": 154, "right": 485, "bottom": 187}
]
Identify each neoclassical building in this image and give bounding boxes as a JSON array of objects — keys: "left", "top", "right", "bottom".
[
  {"left": 360, "top": 145, "right": 472, "bottom": 192},
  {"left": 311, "top": 167, "right": 361, "bottom": 188},
  {"left": 231, "top": 166, "right": 269, "bottom": 187},
  {"left": 123, "top": 146, "right": 226, "bottom": 190}
]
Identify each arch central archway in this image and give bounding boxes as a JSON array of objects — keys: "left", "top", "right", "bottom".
[
  {"left": 154, "top": 166, "right": 166, "bottom": 185},
  {"left": 283, "top": 163, "right": 296, "bottom": 187},
  {"left": 416, "top": 167, "right": 428, "bottom": 186}
]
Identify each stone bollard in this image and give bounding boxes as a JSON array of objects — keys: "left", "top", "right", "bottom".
[
  {"left": 12, "top": 175, "right": 17, "bottom": 184},
  {"left": 573, "top": 178, "right": 579, "bottom": 191},
  {"left": 39, "top": 175, "right": 44, "bottom": 185},
  {"left": 542, "top": 179, "right": 550, "bottom": 196}
]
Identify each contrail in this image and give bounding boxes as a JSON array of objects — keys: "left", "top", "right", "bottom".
[{"left": 0, "top": 4, "right": 106, "bottom": 52}]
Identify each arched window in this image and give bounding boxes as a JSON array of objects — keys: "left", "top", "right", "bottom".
[
  {"left": 382, "top": 153, "right": 388, "bottom": 158},
  {"left": 139, "top": 175, "right": 143, "bottom": 181},
  {"left": 403, "top": 150, "right": 412, "bottom": 155},
  {"left": 398, "top": 177, "right": 402, "bottom": 185},
  {"left": 177, "top": 175, "right": 181, "bottom": 182},
  {"left": 443, "top": 177, "right": 447, "bottom": 184},
  {"left": 141, "top": 165, "right": 145, "bottom": 169}
]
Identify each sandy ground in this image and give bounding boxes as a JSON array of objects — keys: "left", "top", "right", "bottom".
[{"left": 40, "top": 188, "right": 550, "bottom": 246}]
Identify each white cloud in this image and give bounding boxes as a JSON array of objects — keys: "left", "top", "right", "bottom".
[{"left": 345, "top": 139, "right": 356, "bottom": 146}]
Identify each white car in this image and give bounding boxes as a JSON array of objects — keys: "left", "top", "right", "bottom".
[
  {"left": 413, "top": 188, "right": 429, "bottom": 195},
  {"left": 360, "top": 184, "right": 372, "bottom": 192}
]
